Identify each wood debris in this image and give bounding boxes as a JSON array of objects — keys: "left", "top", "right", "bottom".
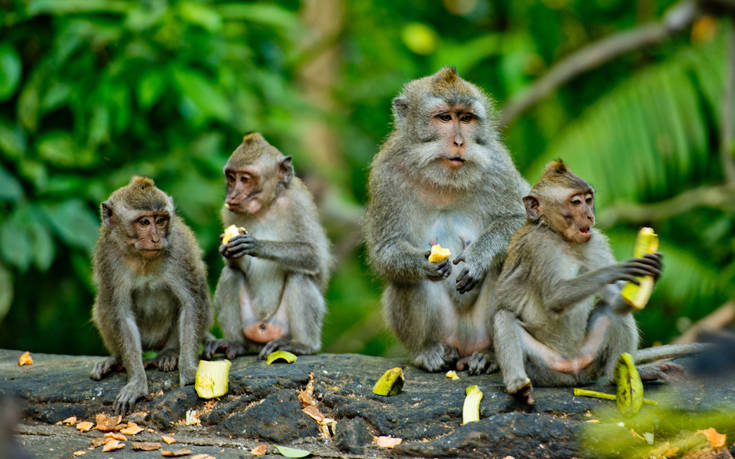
[
  {"left": 297, "top": 373, "right": 317, "bottom": 406},
  {"left": 131, "top": 442, "right": 161, "bottom": 451},
  {"left": 104, "top": 432, "right": 127, "bottom": 441},
  {"left": 374, "top": 435, "right": 402, "bottom": 449},
  {"left": 102, "top": 439, "right": 125, "bottom": 452},
  {"left": 62, "top": 416, "right": 77, "bottom": 425},
  {"left": 120, "top": 422, "right": 144, "bottom": 436},
  {"left": 17, "top": 351, "right": 33, "bottom": 366},
  {"left": 75, "top": 421, "right": 94, "bottom": 432},
  {"left": 251, "top": 444, "right": 268, "bottom": 456},
  {"left": 95, "top": 413, "right": 122, "bottom": 432},
  {"left": 161, "top": 448, "right": 193, "bottom": 456},
  {"left": 697, "top": 428, "right": 727, "bottom": 449},
  {"left": 161, "top": 434, "right": 176, "bottom": 444},
  {"left": 89, "top": 437, "right": 107, "bottom": 448},
  {"left": 191, "top": 455, "right": 216, "bottom": 459},
  {"left": 73, "top": 451, "right": 86, "bottom": 456}
]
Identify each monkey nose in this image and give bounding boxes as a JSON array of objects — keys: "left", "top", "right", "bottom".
[{"left": 453, "top": 135, "right": 464, "bottom": 147}]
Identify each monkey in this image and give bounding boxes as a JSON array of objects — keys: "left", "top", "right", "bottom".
[
  {"left": 485, "top": 161, "right": 703, "bottom": 405},
  {"left": 203, "top": 133, "right": 331, "bottom": 361},
  {"left": 90, "top": 176, "right": 212, "bottom": 415},
  {"left": 364, "top": 67, "right": 529, "bottom": 372}
]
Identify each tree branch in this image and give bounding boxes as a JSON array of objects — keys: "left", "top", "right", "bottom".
[
  {"left": 597, "top": 183, "right": 735, "bottom": 228},
  {"left": 499, "top": 0, "right": 699, "bottom": 128}
]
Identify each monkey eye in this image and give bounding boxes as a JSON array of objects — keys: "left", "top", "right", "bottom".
[
  {"left": 226, "top": 173, "right": 235, "bottom": 183},
  {"left": 570, "top": 198, "right": 582, "bottom": 206},
  {"left": 155, "top": 216, "right": 169, "bottom": 226},
  {"left": 436, "top": 113, "right": 452, "bottom": 122},
  {"left": 585, "top": 197, "right": 593, "bottom": 205},
  {"left": 459, "top": 113, "right": 475, "bottom": 123},
  {"left": 240, "top": 174, "right": 251, "bottom": 183},
  {"left": 138, "top": 217, "right": 151, "bottom": 226}
]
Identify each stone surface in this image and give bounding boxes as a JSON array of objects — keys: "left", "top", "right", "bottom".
[{"left": 1, "top": 349, "right": 734, "bottom": 458}]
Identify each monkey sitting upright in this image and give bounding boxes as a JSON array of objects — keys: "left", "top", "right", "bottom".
[
  {"left": 365, "top": 67, "right": 529, "bottom": 372},
  {"left": 488, "top": 161, "right": 688, "bottom": 405},
  {"left": 90, "top": 176, "right": 212, "bottom": 415},
  {"left": 203, "top": 133, "right": 331, "bottom": 361}
]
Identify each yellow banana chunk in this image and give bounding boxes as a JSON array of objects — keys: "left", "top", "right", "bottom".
[
  {"left": 195, "top": 359, "right": 232, "bottom": 399},
  {"left": 463, "top": 385, "right": 483, "bottom": 425},
  {"left": 428, "top": 244, "right": 451, "bottom": 263},
  {"left": 614, "top": 352, "right": 643, "bottom": 417},
  {"left": 266, "top": 350, "right": 298, "bottom": 365},
  {"left": 621, "top": 227, "right": 658, "bottom": 310},
  {"left": 373, "top": 367, "right": 404, "bottom": 396},
  {"left": 221, "top": 225, "right": 247, "bottom": 245}
]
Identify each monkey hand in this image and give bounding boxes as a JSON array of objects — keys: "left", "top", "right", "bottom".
[
  {"left": 612, "top": 253, "right": 663, "bottom": 284},
  {"left": 452, "top": 251, "right": 486, "bottom": 294},
  {"left": 423, "top": 249, "right": 452, "bottom": 281},
  {"left": 113, "top": 380, "right": 147, "bottom": 416},
  {"left": 203, "top": 339, "right": 246, "bottom": 360},
  {"left": 220, "top": 234, "right": 259, "bottom": 259}
]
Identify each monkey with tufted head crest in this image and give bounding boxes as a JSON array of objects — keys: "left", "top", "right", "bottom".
[
  {"left": 204, "top": 133, "right": 331, "bottom": 361},
  {"left": 90, "top": 176, "right": 212, "bottom": 415},
  {"left": 365, "top": 67, "right": 529, "bottom": 372}
]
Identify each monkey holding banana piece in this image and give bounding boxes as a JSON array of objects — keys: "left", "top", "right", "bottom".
[
  {"left": 204, "top": 133, "right": 331, "bottom": 361},
  {"left": 90, "top": 176, "right": 212, "bottom": 414},
  {"left": 489, "top": 161, "right": 700, "bottom": 405},
  {"left": 365, "top": 67, "right": 529, "bottom": 372}
]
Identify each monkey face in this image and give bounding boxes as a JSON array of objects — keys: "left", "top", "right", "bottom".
[
  {"left": 224, "top": 167, "right": 265, "bottom": 215},
  {"left": 548, "top": 189, "right": 595, "bottom": 244},
  {"left": 430, "top": 104, "right": 479, "bottom": 170},
  {"left": 131, "top": 212, "right": 170, "bottom": 257}
]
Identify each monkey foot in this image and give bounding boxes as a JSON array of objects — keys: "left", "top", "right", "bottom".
[
  {"left": 413, "top": 343, "right": 459, "bottom": 372},
  {"left": 203, "top": 339, "right": 247, "bottom": 360},
  {"left": 507, "top": 377, "right": 535, "bottom": 406},
  {"left": 150, "top": 349, "right": 178, "bottom": 372},
  {"left": 462, "top": 350, "right": 499, "bottom": 375},
  {"left": 114, "top": 381, "right": 148, "bottom": 416},
  {"left": 639, "top": 362, "right": 687, "bottom": 382},
  {"left": 90, "top": 356, "right": 122, "bottom": 380}
]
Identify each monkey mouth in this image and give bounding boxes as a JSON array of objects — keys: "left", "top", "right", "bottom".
[
  {"left": 440, "top": 156, "right": 467, "bottom": 169},
  {"left": 579, "top": 227, "right": 590, "bottom": 234}
]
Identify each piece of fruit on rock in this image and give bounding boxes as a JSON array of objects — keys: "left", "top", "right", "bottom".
[
  {"left": 428, "top": 244, "right": 451, "bottom": 263},
  {"left": 195, "top": 360, "right": 232, "bottom": 399}
]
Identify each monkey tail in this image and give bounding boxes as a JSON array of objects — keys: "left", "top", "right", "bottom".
[{"left": 633, "top": 343, "right": 712, "bottom": 364}]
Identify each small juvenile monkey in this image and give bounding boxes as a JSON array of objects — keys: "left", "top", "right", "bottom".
[
  {"left": 90, "top": 176, "right": 212, "bottom": 414},
  {"left": 365, "top": 67, "right": 529, "bottom": 372},
  {"left": 488, "top": 161, "right": 688, "bottom": 404},
  {"left": 203, "top": 133, "right": 330, "bottom": 360}
]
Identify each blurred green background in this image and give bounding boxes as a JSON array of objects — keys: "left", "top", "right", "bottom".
[{"left": 0, "top": 0, "right": 733, "bottom": 358}]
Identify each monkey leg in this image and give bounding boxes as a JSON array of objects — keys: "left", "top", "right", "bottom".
[
  {"left": 213, "top": 267, "right": 250, "bottom": 345},
  {"left": 594, "top": 306, "right": 638, "bottom": 382},
  {"left": 90, "top": 356, "right": 122, "bottom": 380},
  {"left": 257, "top": 273, "right": 325, "bottom": 360},
  {"left": 493, "top": 310, "right": 534, "bottom": 404},
  {"left": 384, "top": 282, "right": 459, "bottom": 372},
  {"left": 637, "top": 362, "right": 687, "bottom": 382}
]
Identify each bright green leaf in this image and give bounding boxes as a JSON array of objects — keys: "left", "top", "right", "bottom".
[
  {"left": 27, "top": 217, "right": 55, "bottom": 271},
  {"left": 0, "top": 164, "right": 23, "bottom": 202},
  {"left": 18, "top": 70, "right": 42, "bottom": 131},
  {"left": 0, "top": 216, "right": 33, "bottom": 271},
  {"left": 173, "top": 68, "right": 231, "bottom": 123},
  {"left": 401, "top": 23, "right": 439, "bottom": 55},
  {"left": 43, "top": 200, "right": 99, "bottom": 253},
  {"left": 216, "top": 3, "right": 299, "bottom": 30},
  {"left": 0, "top": 43, "right": 22, "bottom": 101},
  {"left": 178, "top": 1, "right": 222, "bottom": 32},
  {"left": 273, "top": 445, "right": 311, "bottom": 458},
  {"left": 0, "top": 263, "right": 12, "bottom": 322},
  {"left": 89, "top": 105, "right": 110, "bottom": 144},
  {"left": 27, "top": 0, "right": 131, "bottom": 16},
  {"left": 0, "top": 120, "right": 26, "bottom": 159},
  {"left": 137, "top": 71, "right": 167, "bottom": 109},
  {"left": 37, "top": 131, "right": 77, "bottom": 167}
]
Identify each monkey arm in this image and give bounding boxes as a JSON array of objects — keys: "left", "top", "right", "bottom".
[
  {"left": 600, "top": 282, "right": 634, "bottom": 314},
  {"left": 541, "top": 266, "right": 620, "bottom": 314},
  {"left": 370, "top": 238, "right": 442, "bottom": 283},
  {"left": 252, "top": 240, "right": 322, "bottom": 276}
]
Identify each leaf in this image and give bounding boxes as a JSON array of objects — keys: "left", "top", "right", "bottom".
[
  {"left": 0, "top": 43, "right": 22, "bottom": 100},
  {"left": 0, "top": 120, "right": 27, "bottom": 159},
  {"left": 172, "top": 68, "right": 231, "bottom": 123},
  {"left": 178, "top": 1, "right": 222, "bottom": 32},
  {"left": 43, "top": 200, "right": 99, "bottom": 253},
  {"left": 18, "top": 70, "right": 42, "bottom": 131},
  {"left": 137, "top": 72, "right": 166, "bottom": 109},
  {"left": 0, "top": 263, "right": 13, "bottom": 322},
  {"left": 432, "top": 34, "right": 501, "bottom": 73},
  {"left": 27, "top": 216, "right": 55, "bottom": 271},
  {"left": 27, "top": 0, "right": 131, "bottom": 15},
  {"left": 215, "top": 3, "right": 299, "bottom": 30},
  {"left": 36, "top": 131, "right": 77, "bottom": 167},
  {"left": 0, "top": 215, "right": 33, "bottom": 271},
  {"left": 273, "top": 444, "right": 311, "bottom": 458},
  {"left": 0, "top": 164, "right": 23, "bottom": 202}
]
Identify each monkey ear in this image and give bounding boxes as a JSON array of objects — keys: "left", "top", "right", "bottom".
[
  {"left": 523, "top": 195, "right": 542, "bottom": 221},
  {"left": 100, "top": 201, "right": 114, "bottom": 226},
  {"left": 279, "top": 156, "right": 293, "bottom": 184},
  {"left": 392, "top": 97, "right": 408, "bottom": 119}
]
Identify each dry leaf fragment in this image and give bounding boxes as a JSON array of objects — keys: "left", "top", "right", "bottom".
[
  {"left": 161, "top": 435, "right": 176, "bottom": 444},
  {"left": 89, "top": 437, "right": 107, "bottom": 448},
  {"left": 185, "top": 409, "right": 201, "bottom": 426},
  {"left": 374, "top": 436, "right": 402, "bottom": 449},
  {"left": 251, "top": 444, "right": 268, "bottom": 456},
  {"left": 191, "top": 455, "right": 216, "bottom": 459},
  {"left": 73, "top": 451, "right": 87, "bottom": 456},
  {"left": 131, "top": 442, "right": 161, "bottom": 451},
  {"left": 76, "top": 421, "right": 94, "bottom": 432},
  {"left": 161, "top": 448, "right": 193, "bottom": 456},
  {"left": 120, "top": 422, "right": 144, "bottom": 436},
  {"left": 17, "top": 351, "right": 33, "bottom": 366},
  {"left": 104, "top": 432, "right": 128, "bottom": 441},
  {"left": 302, "top": 405, "right": 325, "bottom": 423},
  {"left": 62, "top": 416, "right": 77, "bottom": 425},
  {"left": 298, "top": 373, "right": 317, "bottom": 407},
  {"left": 95, "top": 413, "right": 122, "bottom": 432},
  {"left": 697, "top": 428, "right": 727, "bottom": 449},
  {"left": 102, "top": 439, "right": 125, "bottom": 452}
]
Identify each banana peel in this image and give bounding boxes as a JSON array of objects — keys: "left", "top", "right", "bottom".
[
  {"left": 462, "top": 385, "right": 483, "bottom": 425},
  {"left": 195, "top": 360, "right": 231, "bottom": 399},
  {"left": 266, "top": 350, "right": 298, "bottom": 365},
  {"left": 615, "top": 352, "right": 644, "bottom": 417},
  {"left": 373, "top": 367, "right": 404, "bottom": 396},
  {"left": 621, "top": 227, "right": 658, "bottom": 310}
]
